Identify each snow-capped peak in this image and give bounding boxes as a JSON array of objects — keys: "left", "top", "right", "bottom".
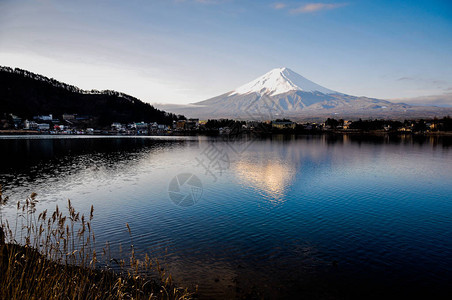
[{"left": 230, "top": 67, "right": 336, "bottom": 96}]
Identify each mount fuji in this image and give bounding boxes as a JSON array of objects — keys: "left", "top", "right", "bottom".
[
  {"left": 230, "top": 67, "right": 336, "bottom": 96},
  {"left": 155, "top": 68, "right": 451, "bottom": 120}
]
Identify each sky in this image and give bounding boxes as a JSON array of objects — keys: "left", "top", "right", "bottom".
[{"left": 0, "top": 0, "right": 451, "bottom": 105}]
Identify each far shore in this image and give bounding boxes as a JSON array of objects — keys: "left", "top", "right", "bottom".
[{"left": 2, "top": 129, "right": 452, "bottom": 137}]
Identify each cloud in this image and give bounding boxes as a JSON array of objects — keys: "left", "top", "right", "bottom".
[
  {"left": 392, "top": 92, "right": 452, "bottom": 108},
  {"left": 273, "top": 3, "right": 287, "bottom": 10},
  {"left": 195, "top": 0, "right": 235, "bottom": 4},
  {"left": 174, "top": 0, "right": 223, "bottom": 4},
  {"left": 290, "top": 3, "right": 348, "bottom": 14},
  {"left": 397, "top": 77, "right": 414, "bottom": 81},
  {"left": 397, "top": 76, "right": 448, "bottom": 88}
]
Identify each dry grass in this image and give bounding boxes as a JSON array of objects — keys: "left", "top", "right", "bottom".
[{"left": 0, "top": 185, "right": 193, "bottom": 299}]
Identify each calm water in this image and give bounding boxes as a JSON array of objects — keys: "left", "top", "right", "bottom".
[{"left": 1, "top": 135, "right": 451, "bottom": 299}]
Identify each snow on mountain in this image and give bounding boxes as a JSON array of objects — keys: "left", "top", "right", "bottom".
[
  {"left": 230, "top": 67, "right": 336, "bottom": 96},
  {"left": 154, "top": 67, "right": 452, "bottom": 120}
]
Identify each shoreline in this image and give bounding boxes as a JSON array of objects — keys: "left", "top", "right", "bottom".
[{"left": 2, "top": 129, "right": 452, "bottom": 137}]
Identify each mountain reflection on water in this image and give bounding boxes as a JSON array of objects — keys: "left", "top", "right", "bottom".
[{"left": 0, "top": 134, "right": 451, "bottom": 299}]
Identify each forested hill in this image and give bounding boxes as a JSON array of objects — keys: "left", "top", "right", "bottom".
[{"left": 0, "top": 66, "right": 183, "bottom": 126}]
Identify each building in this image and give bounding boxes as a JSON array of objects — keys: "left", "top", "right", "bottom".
[
  {"left": 111, "top": 122, "right": 124, "bottom": 131},
  {"left": 37, "top": 123, "right": 50, "bottom": 131},
  {"left": 34, "top": 114, "right": 53, "bottom": 121},
  {"left": 62, "top": 114, "right": 76, "bottom": 120},
  {"left": 176, "top": 120, "right": 186, "bottom": 130},
  {"left": 272, "top": 121, "right": 296, "bottom": 130},
  {"left": 53, "top": 125, "right": 66, "bottom": 131},
  {"left": 398, "top": 127, "right": 412, "bottom": 132},
  {"left": 134, "top": 122, "right": 148, "bottom": 134},
  {"left": 24, "top": 120, "right": 38, "bottom": 130},
  {"left": 148, "top": 122, "right": 159, "bottom": 132},
  {"left": 9, "top": 114, "right": 22, "bottom": 128},
  {"left": 186, "top": 118, "right": 199, "bottom": 130},
  {"left": 343, "top": 120, "right": 352, "bottom": 130}
]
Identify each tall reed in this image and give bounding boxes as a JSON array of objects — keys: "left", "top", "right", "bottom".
[{"left": 0, "top": 186, "right": 192, "bottom": 299}]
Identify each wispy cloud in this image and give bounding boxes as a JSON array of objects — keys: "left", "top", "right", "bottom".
[
  {"left": 397, "top": 77, "right": 414, "bottom": 81},
  {"left": 195, "top": 0, "right": 218, "bottom": 4},
  {"left": 392, "top": 92, "right": 452, "bottom": 108},
  {"left": 397, "top": 76, "right": 447, "bottom": 88},
  {"left": 290, "top": 3, "right": 348, "bottom": 14},
  {"left": 175, "top": 0, "right": 224, "bottom": 4},
  {"left": 273, "top": 2, "right": 287, "bottom": 10}
]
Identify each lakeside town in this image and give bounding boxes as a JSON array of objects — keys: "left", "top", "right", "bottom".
[{"left": 1, "top": 112, "right": 451, "bottom": 136}]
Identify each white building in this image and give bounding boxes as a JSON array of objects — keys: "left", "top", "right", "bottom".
[
  {"left": 35, "top": 114, "right": 53, "bottom": 121},
  {"left": 37, "top": 123, "right": 50, "bottom": 130},
  {"left": 24, "top": 120, "right": 38, "bottom": 130},
  {"left": 111, "top": 122, "right": 124, "bottom": 131}
]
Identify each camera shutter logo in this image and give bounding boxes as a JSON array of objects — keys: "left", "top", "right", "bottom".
[{"left": 168, "top": 173, "right": 203, "bottom": 207}]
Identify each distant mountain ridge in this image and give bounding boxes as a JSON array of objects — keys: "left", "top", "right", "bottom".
[
  {"left": 156, "top": 68, "right": 452, "bottom": 121},
  {"left": 0, "top": 66, "right": 181, "bottom": 127}
]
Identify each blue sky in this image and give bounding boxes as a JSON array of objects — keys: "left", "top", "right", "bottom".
[{"left": 0, "top": 0, "right": 451, "bottom": 105}]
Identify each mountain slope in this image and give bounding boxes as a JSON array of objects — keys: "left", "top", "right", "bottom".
[
  {"left": 156, "top": 68, "right": 452, "bottom": 120},
  {"left": 0, "top": 66, "right": 181, "bottom": 126}
]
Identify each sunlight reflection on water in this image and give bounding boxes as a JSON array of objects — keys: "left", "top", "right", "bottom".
[{"left": 0, "top": 135, "right": 451, "bottom": 298}]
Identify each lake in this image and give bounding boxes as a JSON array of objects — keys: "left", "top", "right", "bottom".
[{"left": 1, "top": 134, "right": 451, "bottom": 299}]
